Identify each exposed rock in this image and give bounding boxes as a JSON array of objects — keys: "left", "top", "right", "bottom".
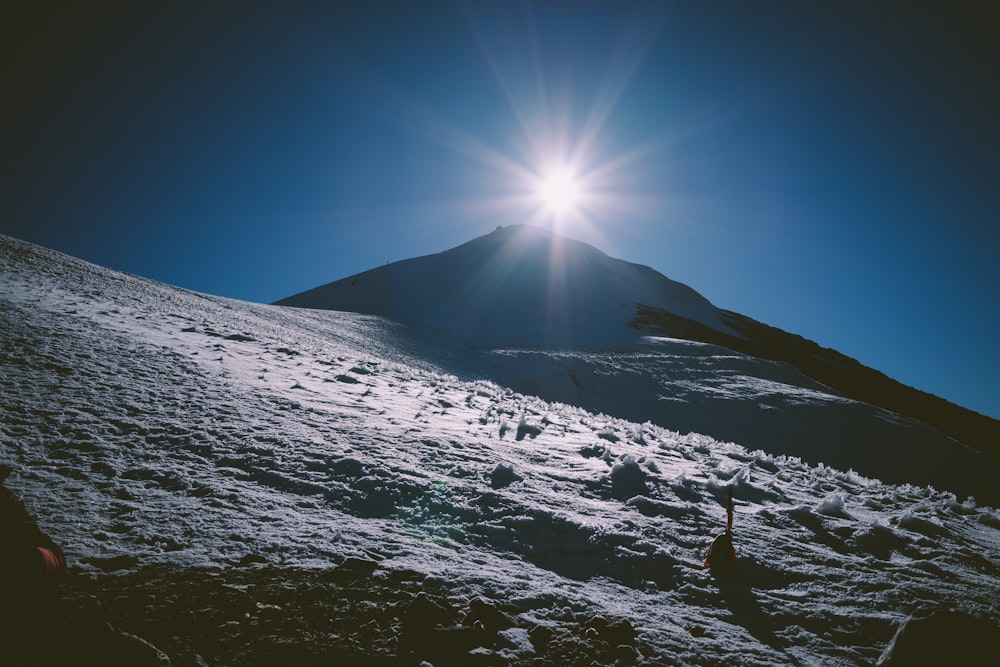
[
  {"left": 877, "top": 609, "right": 1000, "bottom": 666},
  {"left": 489, "top": 463, "right": 523, "bottom": 489},
  {"left": 0, "top": 565, "right": 664, "bottom": 666},
  {"left": 84, "top": 554, "right": 140, "bottom": 572},
  {"left": 466, "top": 596, "right": 516, "bottom": 634},
  {"left": 237, "top": 554, "right": 268, "bottom": 567}
]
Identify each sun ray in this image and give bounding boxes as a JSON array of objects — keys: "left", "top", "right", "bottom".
[
  {"left": 570, "top": 15, "right": 665, "bottom": 170},
  {"left": 336, "top": 4, "right": 692, "bottom": 252}
]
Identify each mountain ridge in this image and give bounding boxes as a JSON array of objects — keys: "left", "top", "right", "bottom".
[{"left": 631, "top": 304, "right": 1000, "bottom": 461}]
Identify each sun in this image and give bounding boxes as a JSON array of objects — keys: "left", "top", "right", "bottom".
[{"left": 537, "top": 166, "right": 580, "bottom": 216}]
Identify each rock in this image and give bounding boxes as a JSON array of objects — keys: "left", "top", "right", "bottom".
[
  {"left": 528, "top": 624, "right": 554, "bottom": 649},
  {"left": 467, "top": 646, "right": 506, "bottom": 666},
  {"left": 238, "top": 553, "right": 268, "bottom": 566},
  {"left": 85, "top": 554, "right": 140, "bottom": 572},
  {"left": 467, "top": 596, "right": 515, "bottom": 634},
  {"left": 490, "top": 463, "right": 523, "bottom": 489},
  {"left": 0, "top": 564, "right": 662, "bottom": 666},
  {"left": 604, "top": 618, "right": 637, "bottom": 646},
  {"left": 583, "top": 615, "right": 637, "bottom": 646},
  {"left": 339, "top": 556, "right": 380, "bottom": 571},
  {"left": 113, "top": 629, "right": 172, "bottom": 666},
  {"left": 876, "top": 609, "right": 1000, "bottom": 666},
  {"left": 496, "top": 627, "right": 535, "bottom": 657},
  {"left": 403, "top": 592, "right": 453, "bottom": 630},
  {"left": 688, "top": 625, "right": 710, "bottom": 638},
  {"left": 613, "top": 643, "right": 639, "bottom": 665},
  {"left": 399, "top": 592, "right": 458, "bottom": 658}
]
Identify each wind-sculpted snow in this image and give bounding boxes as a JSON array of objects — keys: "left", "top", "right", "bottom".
[
  {"left": 277, "top": 225, "right": 1000, "bottom": 504},
  {"left": 2, "top": 235, "right": 999, "bottom": 665},
  {"left": 475, "top": 342, "right": 1000, "bottom": 505}
]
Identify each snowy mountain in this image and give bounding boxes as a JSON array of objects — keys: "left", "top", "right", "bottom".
[
  {"left": 276, "top": 224, "right": 735, "bottom": 346},
  {"left": 277, "top": 225, "right": 1000, "bottom": 506},
  {"left": 2, "top": 233, "right": 998, "bottom": 666}
]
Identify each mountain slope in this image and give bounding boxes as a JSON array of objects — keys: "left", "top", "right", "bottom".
[
  {"left": 632, "top": 304, "right": 1000, "bottom": 462},
  {"left": 2, "top": 233, "right": 999, "bottom": 665},
  {"left": 276, "top": 225, "right": 735, "bottom": 345},
  {"left": 277, "top": 225, "right": 1000, "bottom": 504}
]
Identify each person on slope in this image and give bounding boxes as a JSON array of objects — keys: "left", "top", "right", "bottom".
[
  {"left": 0, "top": 465, "right": 171, "bottom": 665},
  {"left": 0, "top": 464, "right": 66, "bottom": 594},
  {"left": 704, "top": 485, "right": 739, "bottom": 576}
]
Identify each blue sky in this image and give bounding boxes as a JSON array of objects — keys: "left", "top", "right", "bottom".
[{"left": 3, "top": 1, "right": 998, "bottom": 420}]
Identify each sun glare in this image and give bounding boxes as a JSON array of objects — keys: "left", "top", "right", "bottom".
[
  {"left": 538, "top": 167, "right": 580, "bottom": 216},
  {"left": 365, "top": 8, "right": 670, "bottom": 242}
]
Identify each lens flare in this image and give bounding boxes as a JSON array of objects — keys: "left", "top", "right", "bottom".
[{"left": 338, "top": 6, "right": 680, "bottom": 246}]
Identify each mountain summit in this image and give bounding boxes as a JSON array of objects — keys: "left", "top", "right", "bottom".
[{"left": 276, "top": 225, "right": 733, "bottom": 346}]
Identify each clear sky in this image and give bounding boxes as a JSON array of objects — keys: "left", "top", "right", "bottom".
[{"left": 3, "top": 1, "right": 998, "bottom": 420}]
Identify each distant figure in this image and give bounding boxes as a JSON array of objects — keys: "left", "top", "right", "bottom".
[
  {"left": 0, "top": 464, "right": 66, "bottom": 594},
  {"left": 704, "top": 485, "right": 739, "bottom": 575}
]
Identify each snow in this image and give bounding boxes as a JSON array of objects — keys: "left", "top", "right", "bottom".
[
  {"left": 2, "top": 233, "right": 999, "bottom": 665},
  {"left": 276, "top": 224, "right": 737, "bottom": 345},
  {"left": 279, "top": 225, "right": 1000, "bottom": 506}
]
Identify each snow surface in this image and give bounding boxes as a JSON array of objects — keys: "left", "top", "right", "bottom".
[
  {"left": 280, "top": 224, "right": 1000, "bottom": 506},
  {"left": 2, "top": 234, "right": 998, "bottom": 665}
]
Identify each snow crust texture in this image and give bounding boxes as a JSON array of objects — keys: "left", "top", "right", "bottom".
[
  {"left": 2, "top": 235, "right": 998, "bottom": 666},
  {"left": 278, "top": 224, "right": 1000, "bottom": 505}
]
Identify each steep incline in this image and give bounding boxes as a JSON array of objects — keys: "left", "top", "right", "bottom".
[
  {"left": 631, "top": 304, "right": 1000, "bottom": 463},
  {"left": 3, "top": 233, "right": 999, "bottom": 666},
  {"left": 277, "top": 225, "right": 1000, "bottom": 500}
]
